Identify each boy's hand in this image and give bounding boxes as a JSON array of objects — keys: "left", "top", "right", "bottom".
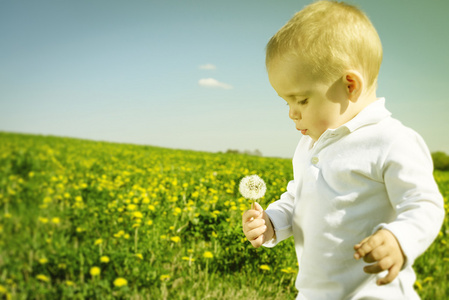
[
  {"left": 354, "top": 229, "right": 405, "bottom": 286},
  {"left": 242, "top": 202, "right": 275, "bottom": 248}
]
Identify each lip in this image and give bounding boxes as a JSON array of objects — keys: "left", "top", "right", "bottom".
[{"left": 297, "top": 128, "right": 308, "bottom": 135}]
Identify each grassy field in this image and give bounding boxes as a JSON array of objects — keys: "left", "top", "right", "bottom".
[{"left": 0, "top": 132, "right": 448, "bottom": 299}]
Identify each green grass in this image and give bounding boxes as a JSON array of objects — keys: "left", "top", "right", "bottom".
[{"left": 0, "top": 132, "right": 447, "bottom": 299}]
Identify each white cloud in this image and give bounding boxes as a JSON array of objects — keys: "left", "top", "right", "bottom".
[
  {"left": 198, "top": 78, "right": 233, "bottom": 90},
  {"left": 199, "top": 64, "right": 217, "bottom": 70}
]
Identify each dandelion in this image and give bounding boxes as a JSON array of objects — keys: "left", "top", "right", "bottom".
[
  {"left": 90, "top": 266, "right": 101, "bottom": 277},
  {"left": 170, "top": 236, "right": 181, "bottom": 243},
  {"left": 113, "top": 277, "right": 128, "bottom": 287},
  {"left": 160, "top": 274, "right": 170, "bottom": 281},
  {"left": 94, "top": 238, "right": 103, "bottom": 245},
  {"left": 133, "top": 211, "right": 143, "bottom": 219},
  {"left": 203, "top": 251, "right": 214, "bottom": 259},
  {"left": 38, "top": 217, "right": 48, "bottom": 224},
  {"left": 135, "top": 253, "right": 143, "bottom": 259},
  {"left": 39, "top": 258, "right": 48, "bottom": 264},
  {"left": 58, "top": 263, "right": 67, "bottom": 269},
  {"left": 239, "top": 175, "right": 266, "bottom": 205},
  {"left": 51, "top": 217, "right": 60, "bottom": 224},
  {"left": 36, "top": 274, "right": 50, "bottom": 282},
  {"left": 182, "top": 256, "right": 195, "bottom": 262},
  {"left": 281, "top": 267, "right": 297, "bottom": 274},
  {"left": 65, "top": 280, "right": 74, "bottom": 286},
  {"left": 260, "top": 264, "right": 271, "bottom": 271},
  {"left": 127, "top": 204, "right": 137, "bottom": 211}
]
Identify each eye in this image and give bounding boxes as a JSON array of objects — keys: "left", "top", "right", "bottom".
[{"left": 298, "top": 99, "right": 308, "bottom": 105}]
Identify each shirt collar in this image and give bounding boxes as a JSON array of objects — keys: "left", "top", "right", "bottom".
[{"left": 342, "top": 98, "right": 391, "bottom": 133}]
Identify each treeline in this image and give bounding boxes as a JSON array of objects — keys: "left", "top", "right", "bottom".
[
  {"left": 225, "top": 149, "right": 263, "bottom": 156},
  {"left": 432, "top": 151, "right": 449, "bottom": 171},
  {"left": 223, "top": 149, "right": 449, "bottom": 171}
]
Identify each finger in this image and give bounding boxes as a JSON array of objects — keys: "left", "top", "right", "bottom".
[
  {"left": 363, "top": 257, "right": 393, "bottom": 274},
  {"left": 242, "top": 209, "right": 262, "bottom": 223},
  {"left": 246, "top": 225, "right": 267, "bottom": 241},
  {"left": 363, "top": 247, "right": 387, "bottom": 263},
  {"left": 377, "top": 264, "right": 401, "bottom": 286},
  {"left": 354, "top": 235, "right": 383, "bottom": 260},
  {"left": 251, "top": 233, "right": 265, "bottom": 248},
  {"left": 354, "top": 236, "right": 370, "bottom": 250},
  {"left": 243, "top": 218, "right": 265, "bottom": 232},
  {"left": 254, "top": 202, "right": 264, "bottom": 214}
]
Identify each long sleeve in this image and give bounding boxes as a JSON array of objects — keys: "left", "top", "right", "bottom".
[
  {"left": 263, "top": 180, "right": 296, "bottom": 247},
  {"left": 375, "top": 129, "right": 445, "bottom": 268}
]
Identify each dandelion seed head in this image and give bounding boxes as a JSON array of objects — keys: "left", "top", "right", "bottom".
[{"left": 239, "top": 175, "right": 266, "bottom": 200}]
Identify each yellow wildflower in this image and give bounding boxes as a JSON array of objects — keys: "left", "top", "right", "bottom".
[
  {"left": 38, "top": 217, "right": 49, "bottom": 224},
  {"left": 160, "top": 274, "right": 170, "bottom": 281},
  {"left": 94, "top": 239, "right": 103, "bottom": 245},
  {"left": 51, "top": 217, "right": 60, "bottom": 224},
  {"left": 39, "top": 258, "right": 48, "bottom": 264},
  {"left": 182, "top": 256, "right": 195, "bottom": 262},
  {"left": 170, "top": 236, "right": 181, "bottom": 243},
  {"left": 203, "top": 251, "right": 214, "bottom": 259},
  {"left": 127, "top": 204, "right": 137, "bottom": 211},
  {"left": 147, "top": 220, "right": 153, "bottom": 226},
  {"left": 133, "top": 211, "right": 143, "bottom": 219},
  {"left": 100, "top": 256, "right": 110, "bottom": 263},
  {"left": 135, "top": 253, "right": 143, "bottom": 259},
  {"left": 260, "top": 265, "right": 271, "bottom": 271},
  {"left": 65, "top": 280, "right": 74, "bottom": 286},
  {"left": 113, "top": 277, "right": 128, "bottom": 287},
  {"left": 90, "top": 267, "right": 100, "bottom": 277},
  {"left": 36, "top": 274, "right": 50, "bottom": 282}
]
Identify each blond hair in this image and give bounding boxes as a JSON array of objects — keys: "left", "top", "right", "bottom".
[{"left": 266, "top": 0, "right": 382, "bottom": 89}]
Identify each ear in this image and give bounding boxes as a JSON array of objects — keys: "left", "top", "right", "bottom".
[{"left": 342, "top": 71, "right": 363, "bottom": 102}]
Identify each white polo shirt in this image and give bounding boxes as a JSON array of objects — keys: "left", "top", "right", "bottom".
[{"left": 264, "top": 98, "right": 444, "bottom": 299}]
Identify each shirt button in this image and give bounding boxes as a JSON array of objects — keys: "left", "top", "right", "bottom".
[{"left": 311, "top": 157, "right": 319, "bottom": 164}]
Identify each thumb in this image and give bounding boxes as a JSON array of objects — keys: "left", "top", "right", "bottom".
[{"left": 253, "top": 202, "right": 264, "bottom": 215}]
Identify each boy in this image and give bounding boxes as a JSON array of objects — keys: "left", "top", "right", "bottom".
[{"left": 242, "top": 1, "right": 444, "bottom": 299}]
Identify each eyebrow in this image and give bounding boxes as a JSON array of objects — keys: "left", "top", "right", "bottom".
[{"left": 279, "top": 91, "right": 309, "bottom": 98}]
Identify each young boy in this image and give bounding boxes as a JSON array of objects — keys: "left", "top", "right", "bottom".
[{"left": 242, "top": 1, "right": 444, "bottom": 299}]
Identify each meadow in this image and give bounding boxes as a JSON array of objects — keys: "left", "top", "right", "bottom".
[{"left": 0, "top": 132, "right": 448, "bottom": 299}]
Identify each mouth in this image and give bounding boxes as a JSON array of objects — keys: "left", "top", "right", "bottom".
[{"left": 297, "top": 128, "right": 308, "bottom": 135}]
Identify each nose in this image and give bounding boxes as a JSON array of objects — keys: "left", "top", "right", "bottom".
[{"left": 289, "top": 106, "right": 301, "bottom": 121}]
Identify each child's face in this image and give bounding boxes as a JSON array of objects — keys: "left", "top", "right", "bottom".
[{"left": 268, "top": 57, "right": 352, "bottom": 141}]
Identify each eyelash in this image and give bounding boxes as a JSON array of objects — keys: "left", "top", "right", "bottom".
[{"left": 285, "top": 99, "right": 308, "bottom": 106}]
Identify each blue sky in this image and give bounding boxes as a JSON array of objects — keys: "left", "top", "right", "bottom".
[{"left": 1, "top": 0, "right": 448, "bottom": 158}]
